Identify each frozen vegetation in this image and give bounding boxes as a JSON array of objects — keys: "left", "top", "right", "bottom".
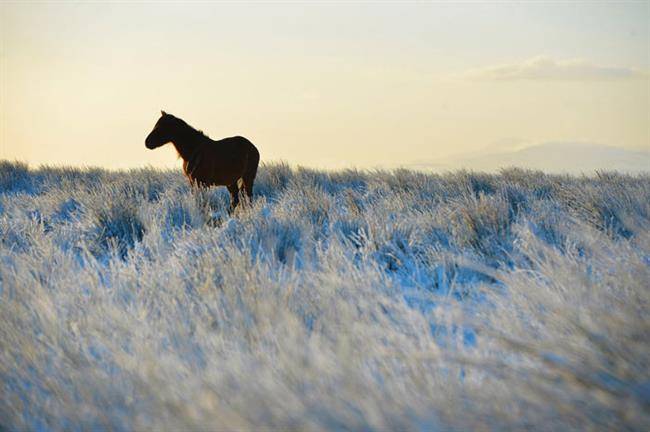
[{"left": 0, "top": 160, "right": 648, "bottom": 431}]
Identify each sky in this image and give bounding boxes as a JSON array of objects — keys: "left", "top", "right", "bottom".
[{"left": 1, "top": 1, "right": 648, "bottom": 171}]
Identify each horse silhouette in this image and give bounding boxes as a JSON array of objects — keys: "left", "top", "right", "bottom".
[{"left": 145, "top": 111, "right": 260, "bottom": 211}]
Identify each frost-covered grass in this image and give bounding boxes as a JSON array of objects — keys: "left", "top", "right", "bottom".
[{"left": 1, "top": 160, "right": 648, "bottom": 431}]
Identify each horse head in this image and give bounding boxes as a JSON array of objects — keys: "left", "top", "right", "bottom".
[{"left": 145, "top": 110, "right": 177, "bottom": 149}]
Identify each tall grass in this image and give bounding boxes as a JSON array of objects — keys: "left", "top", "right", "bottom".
[{"left": 0, "top": 161, "right": 648, "bottom": 431}]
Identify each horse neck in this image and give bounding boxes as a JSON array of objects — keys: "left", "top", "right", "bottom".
[{"left": 171, "top": 125, "right": 202, "bottom": 162}]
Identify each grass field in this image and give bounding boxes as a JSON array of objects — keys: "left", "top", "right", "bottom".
[{"left": 1, "top": 160, "right": 648, "bottom": 431}]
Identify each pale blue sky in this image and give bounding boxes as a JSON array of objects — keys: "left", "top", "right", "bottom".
[{"left": 1, "top": 1, "right": 648, "bottom": 169}]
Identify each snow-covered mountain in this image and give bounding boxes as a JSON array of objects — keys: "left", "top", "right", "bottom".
[{"left": 409, "top": 142, "right": 649, "bottom": 174}]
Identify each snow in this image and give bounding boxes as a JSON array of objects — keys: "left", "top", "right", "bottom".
[{"left": 0, "top": 160, "right": 648, "bottom": 430}]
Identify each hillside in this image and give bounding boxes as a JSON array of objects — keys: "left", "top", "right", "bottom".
[{"left": 1, "top": 161, "right": 649, "bottom": 430}]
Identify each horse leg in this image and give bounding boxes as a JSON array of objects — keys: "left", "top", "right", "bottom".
[
  {"left": 242, "top": 147, "right": 259, "bottom": 201},
  {"left": 227, "top": 183, "right": 240, "bottom": 212},
  {"left": 242, "top": 176, "right": 254, "bottom": 201}
]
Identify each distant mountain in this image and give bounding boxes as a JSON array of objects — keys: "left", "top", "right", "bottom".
[{"left": 409, "top": 142, "right": 650, "bottom": 174}]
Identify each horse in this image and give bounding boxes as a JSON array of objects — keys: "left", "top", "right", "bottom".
[{"left": 145, "top": 111, "right": 260, "bottom": 211}]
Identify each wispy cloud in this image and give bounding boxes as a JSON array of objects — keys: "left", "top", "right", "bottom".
[{"left": 464, "top": 56, "right": 648, "bottom": 81}]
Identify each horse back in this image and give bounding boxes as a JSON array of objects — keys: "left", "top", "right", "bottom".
[
  {"left": 187, "top": 136, "right": 258, "bottom": 187},
  {"left": 209, "top": 136, "right": 257, "bottom": 165}
]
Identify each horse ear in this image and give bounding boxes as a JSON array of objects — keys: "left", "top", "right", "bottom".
[{"left": 161, "top": 110, "right": 167, "bottom": 116}]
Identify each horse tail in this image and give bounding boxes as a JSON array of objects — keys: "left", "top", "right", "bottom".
[{"left": 243, "top": 143, "right": 260, "bottom": 199}]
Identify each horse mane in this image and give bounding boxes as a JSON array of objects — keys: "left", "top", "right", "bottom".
[
  {"left": 168, "top": 116, "right": 211, "bottom": 161},
  {"left": 174, "top": 116, "right": 209, "bottom": 140}
]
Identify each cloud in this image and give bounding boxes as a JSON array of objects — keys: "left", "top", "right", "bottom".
[{"left": 464, "top": 56, "right": 648, "bottom": 81}]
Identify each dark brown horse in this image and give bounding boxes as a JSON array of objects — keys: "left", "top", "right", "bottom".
[{"left": 145, "top": 111, "right": 260, "bottom": 210}]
